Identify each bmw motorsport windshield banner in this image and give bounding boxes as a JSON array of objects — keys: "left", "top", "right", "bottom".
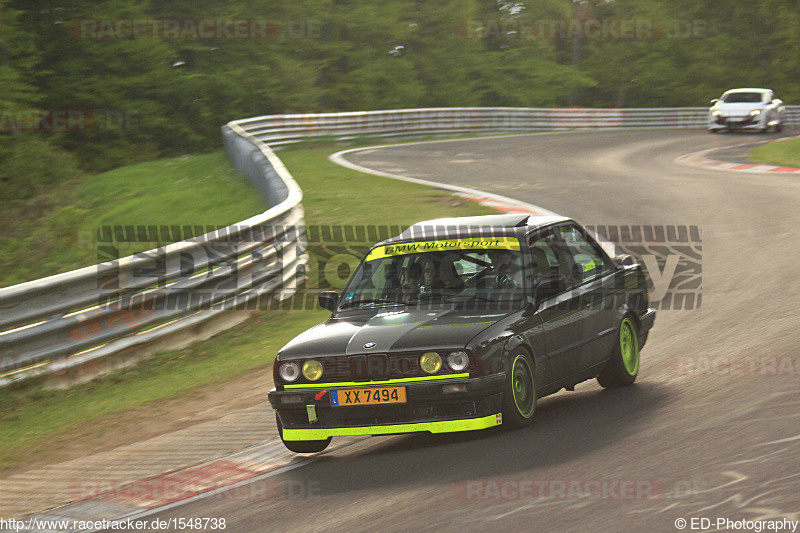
[{"left": 364, "top": 236, "right": 521, "bottom": 262}]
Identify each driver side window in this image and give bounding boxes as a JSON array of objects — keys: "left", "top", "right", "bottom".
[
  {"left": 528, "top": 229, "right": 578, "bottom": 291},
  {"left": 558, "top": 225, "right": 609, "bottom": 284},
  {"left": 528, "top": 232, "right": 560, "bottom": 283}
]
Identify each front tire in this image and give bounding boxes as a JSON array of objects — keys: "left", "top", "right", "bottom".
[
  {"left": 597, "top": 316, "right": 640, "bottom": 388},
  {"left": 502, "top": 352, "right": 537, "bottom": 428},
  {"left": 277, "top": 415, "right": 331, "bottom": 453}
]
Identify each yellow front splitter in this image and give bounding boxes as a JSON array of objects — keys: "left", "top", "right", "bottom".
[{"left": 282, "top": 413, "right": 502, "bottom": 441}]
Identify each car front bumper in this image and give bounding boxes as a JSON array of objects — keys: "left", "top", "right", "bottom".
[
  {"left": 709, "top": 114, "right": 762, "bottom": 130},
  {"left": 269, "top": 373, "right": 505, "bottom": 441}
]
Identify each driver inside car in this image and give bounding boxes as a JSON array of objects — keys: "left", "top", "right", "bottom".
[
  {"left": 400, "top": 261, "right": 423, "bottom": 302},
  {"left": 489, "top": 250, "right": 521, "bottom": 288}
]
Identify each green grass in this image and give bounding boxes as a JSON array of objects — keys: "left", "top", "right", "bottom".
[
  {"left": 279, "top": 147, "right": 495, "bottom": 227},
  {"left": 750, "top": 138, "right": 800, "bottom": 168},
  {"left": 0, "top": 151, "right": 265, "bottom": 287},
  {"left": 0, "top": 144, "right": 497, "bottom": 471}
]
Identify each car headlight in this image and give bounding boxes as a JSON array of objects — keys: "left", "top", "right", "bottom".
[
  {"left": 711, "top": 110, "right": 721, "bottom": 116},
  {"left": 750, "top": 109, "right": 761, "bottom": 116},
  {"left": 420, "top": 352, "right": 442, "bottom": 374},
  {"left": 447, "top": 351, "right": 470, "bottom": 372},
  {"left": 279, "top": 361, "right": 300, "bottom": 382},
  {"left": 302, "top": 359, "right": 323, "bottom": 381}
]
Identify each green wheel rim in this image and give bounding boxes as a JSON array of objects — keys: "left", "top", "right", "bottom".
[
  {"left": 620, "top": 318, "right": 640, "bottom": 376},
  {"left": 511, "top": 354, "right": 535, "bottom": 418}
]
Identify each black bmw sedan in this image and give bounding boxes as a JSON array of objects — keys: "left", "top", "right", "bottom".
[{"left": 268, "top": 213, "right": 656, "bottom": 453}]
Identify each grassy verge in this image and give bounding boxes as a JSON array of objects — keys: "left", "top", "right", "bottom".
[
  {"left": 0, "top": 309, "right": 327, "bottom": 470},
  {"left": 0, "top": 150, "right": 265, "bottom": 287},
  {"left": 750, "top": 138, "right": 800, "bottom": 168},
  {"left": 0, "top": 144, "right": 497, "bottom": 471}
]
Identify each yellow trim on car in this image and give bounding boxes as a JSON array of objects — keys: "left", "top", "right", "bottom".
[
  {"left": 282, "top": 413, "right": 502, "bottom": 440},
  {"left": 283, "top": 373, "right": 470, "bottom": 390},
  {"left": 364, "top": 236, "right": 521, "bottom": 262}
]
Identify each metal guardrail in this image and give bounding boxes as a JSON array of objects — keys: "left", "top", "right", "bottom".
[
  {"left": 235, "top": 106, "right": 800, "bottom": 147},
  {"left": 1, "top": 106, "right": 798, "bottom": 387},
  {"left": 0, "top": 121, "right": 306, "bottom": 386}
]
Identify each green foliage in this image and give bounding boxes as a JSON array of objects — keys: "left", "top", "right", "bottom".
[
  {"left": 0, "top": 135, "right": 81, "bottom": 199},
  {"left": 1, "top": 0, "right": 799, "bottom": 189}
]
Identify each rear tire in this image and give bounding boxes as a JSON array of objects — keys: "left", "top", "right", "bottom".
[
  {"left": 502, "top": 352, "right": 537, "bottom": 429},
  {"left": 597, "top": 316, "right": 640, "bottom": 389},
  {"left": 277, "top": 415, "right": 331, "bottom": 453}
]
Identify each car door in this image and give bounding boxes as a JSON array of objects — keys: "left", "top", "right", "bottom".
[
  {"left": 525, "top": 228, "right": 590, "bottom": 384},
  {"left": 558, "top": 224, "right": 618, "bottom": 371}
]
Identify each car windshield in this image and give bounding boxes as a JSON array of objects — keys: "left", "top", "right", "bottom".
[
  {"left": 338, "top": 237, "right": 526, "bottom": 310},
  {"left": 721, "top": 92, "right": 763, "bottom": 103}
]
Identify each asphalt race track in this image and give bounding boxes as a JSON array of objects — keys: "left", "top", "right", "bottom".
[{"left": 148, "top": 129, "right": 800, "bottom": 532}]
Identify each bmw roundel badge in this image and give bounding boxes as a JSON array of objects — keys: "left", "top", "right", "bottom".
[{"left": 363, "top": 342, "right": 377, "bottom": 349}]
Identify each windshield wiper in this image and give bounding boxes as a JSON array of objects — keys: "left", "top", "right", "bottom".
[
  {"left": 408, "top": 292, "right": 467, "bottom": 303},
  {"left": 338, "top": 298, "right": 405, "bottom": 309},
  {"left": 448, "top": 292, "right": 522, "bottom": 304}
]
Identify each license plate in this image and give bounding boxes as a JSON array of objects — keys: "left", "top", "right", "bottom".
[{"left": 330, "top": 386, "right": 406, "bottom": 406}]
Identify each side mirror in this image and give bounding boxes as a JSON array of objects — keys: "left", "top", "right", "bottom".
[
  {"left": 615, "top": 254, "right": 636, "bottom": 267},
  {"left": 534, "top": 275, "right": 565, "bottom": 301},
  {"left": 710, "top": 98, "right": 719, "bottom": 105},
  {"left": 772, "top": 98, "right": 783, "bottom": 106},
  {"left": 318, "top": 291, "right": 339, "bottom": 312}
]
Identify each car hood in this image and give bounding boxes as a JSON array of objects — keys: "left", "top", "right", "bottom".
[
  {"left": 713, "top": 102, "right": 765, "bottom": 114},
  {"left": 278, "top": 307, "right": 512, "bottom": 358}
]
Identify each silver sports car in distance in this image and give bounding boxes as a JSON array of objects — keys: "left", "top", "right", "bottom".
[{"left": 708, "top": 88, "right": 785, "bottom": 133}]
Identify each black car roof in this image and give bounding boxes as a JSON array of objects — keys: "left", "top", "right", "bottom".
[{"left": 379, "top": 213, "right": 571, "bottom": 245}]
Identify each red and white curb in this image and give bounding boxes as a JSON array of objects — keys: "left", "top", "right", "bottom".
[
  {"left": 21, "top": 436, "right": 370, "bottom": 533},
  {"left": 455, "top": 193, "right": 550, "bottom": 215},
  {"left": 19, "top": 438, "right": 314, "bottom": 532},
  {"left": 676, "top": 135, "right": 800, "bottom": 174}
]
